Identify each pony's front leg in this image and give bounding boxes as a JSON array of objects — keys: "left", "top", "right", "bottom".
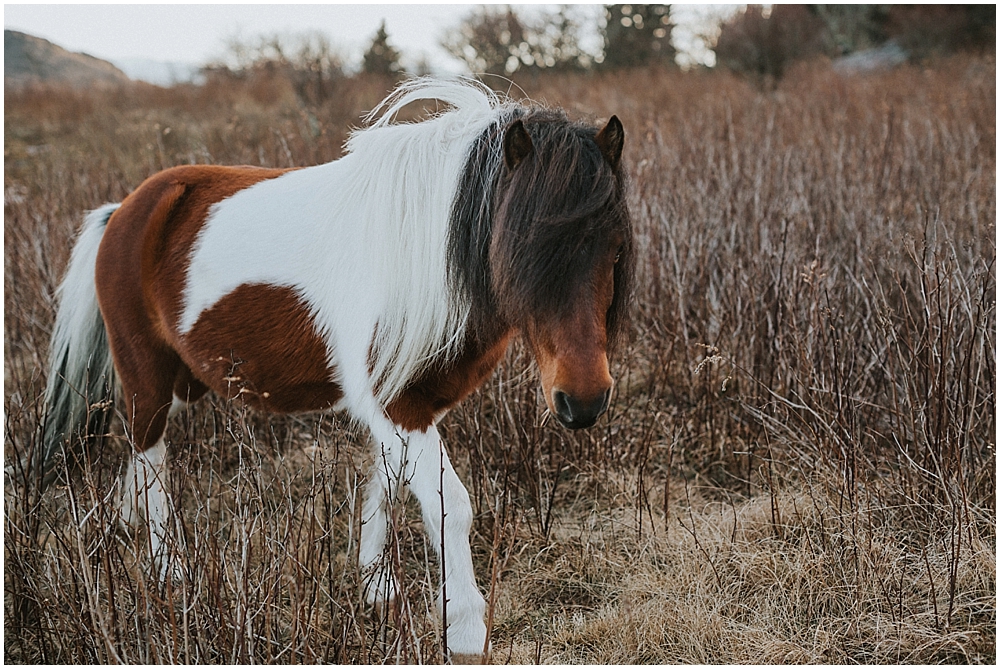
[
  {"left": 365, "top": 421, "right": 488, "bottom": 658},
  {"left": 413, "top": 430, "right": 488, "bottom": 659}
]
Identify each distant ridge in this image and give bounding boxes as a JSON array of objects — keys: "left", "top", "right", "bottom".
[{"left": 5, "top": 29, "right": 130, "bottom": 88}]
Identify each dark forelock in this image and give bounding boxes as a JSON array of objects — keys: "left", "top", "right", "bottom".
[{"left": 448, "top": 107, "right": 634, "bottom": 350}]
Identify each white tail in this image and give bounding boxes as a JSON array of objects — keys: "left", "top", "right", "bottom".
[{"left": 38, "top": 203, "right": 119, "bottom": 485}]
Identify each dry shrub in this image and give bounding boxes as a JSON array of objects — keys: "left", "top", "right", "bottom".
[{"left": 4, "top": 58, "right": 995, "bottom": 663}]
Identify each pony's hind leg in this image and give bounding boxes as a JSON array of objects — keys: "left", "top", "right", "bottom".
[
  {"left": 112, "top": 349, "right": 186, "bottom": 580},
  {"left": 364, "top": 419, "right": 488, "bottom": 658},
  {"left": 121, "top": 437, "right": 173, "bottom": 574},
  {"left": 360, "top": 442, "right": 400, "bottom": 606}
]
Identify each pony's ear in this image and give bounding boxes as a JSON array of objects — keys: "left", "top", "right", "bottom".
[
  {"left": 503, "top": 119, "right": 533, "bottom": 170},
  {"left": 595, "top": 115, "right": 624, "bottom": 169}
]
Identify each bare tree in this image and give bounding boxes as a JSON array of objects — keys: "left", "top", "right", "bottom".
[
  {"left": 713, "top": 5, "right": 827, "bottom": 81},
  {"left": 884, "top": 4, "right": 995, "bottom": 59},
  {"left": 441, "top": 6, "right": 526, "bottom": 76},
  {"left": 209, "top": 31, "right": 345, "bottom": 103},
  {"left": 441, "top": 5, "right": 595, "bottom": 77}
]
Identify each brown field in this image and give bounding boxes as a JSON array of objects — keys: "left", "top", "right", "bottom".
[{"left": 4, "top": 58, "right": 995, "bottom": 663}]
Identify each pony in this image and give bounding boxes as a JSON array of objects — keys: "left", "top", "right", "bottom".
[{"left": 37, "top": 77, "right": 634, "bottom": 658}]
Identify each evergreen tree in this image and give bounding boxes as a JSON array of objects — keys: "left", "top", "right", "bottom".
[
  {"left": 362, "top": 21, "right": 402, "bottom": 75},
  {"left": 601, "top": 5, "right": 676, "bottom": 69}
]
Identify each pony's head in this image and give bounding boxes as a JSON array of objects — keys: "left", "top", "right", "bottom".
[{"left": 450, "top": 108, "right": 634, "bottom": 429}]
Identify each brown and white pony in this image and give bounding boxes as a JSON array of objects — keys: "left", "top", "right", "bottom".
[{"left": 38, "top": 78, "right": 634, "bottom": 657}]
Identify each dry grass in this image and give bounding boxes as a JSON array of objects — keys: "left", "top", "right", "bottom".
[{"left": 5, "top": 58, "right": 995, "bottom": 663}]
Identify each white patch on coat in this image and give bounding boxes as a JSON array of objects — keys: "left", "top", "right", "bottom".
[{"left": 179, "top": 78, "right": 515, "bottom": 410}]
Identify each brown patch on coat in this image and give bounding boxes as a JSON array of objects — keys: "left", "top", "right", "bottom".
[
  {"left": 386, "top": 330, "right": 514, "bottom": 431},
  {"left": 181, "top": 284, "right": 343, "bottom": 413},
  {"left": 173, "top": 364, "right": 209, "bottom": 404},
  {"left": 96, "top": 165, "right": 292, "bottom": 451}
]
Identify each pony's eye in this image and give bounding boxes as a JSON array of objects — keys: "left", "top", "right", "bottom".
[{"left": 614, "top": 245, "right": 624, "bottom": 263}]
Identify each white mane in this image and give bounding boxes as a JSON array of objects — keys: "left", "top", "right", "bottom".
[{"left": 345, "top": 77, "right": 517, "bottom": 405}]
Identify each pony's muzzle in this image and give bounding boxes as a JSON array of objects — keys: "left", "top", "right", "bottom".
[{"left": 552, "top": 387, "right": 611, "bottom": 429}]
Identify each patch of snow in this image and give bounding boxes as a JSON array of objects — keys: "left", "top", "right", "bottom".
[{"left": 833, "top": 41, "right": 908, "bottom": 74}]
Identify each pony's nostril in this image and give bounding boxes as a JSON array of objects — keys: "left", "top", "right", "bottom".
[
  {"left": 553, "top": 390, "right": 574, "bottom": 425},
  {"left": 598, "top": 387, "right": 611, "bottom": 414},
  {"left": 552, "top": 388, "right": 610, "bottom": 430}
]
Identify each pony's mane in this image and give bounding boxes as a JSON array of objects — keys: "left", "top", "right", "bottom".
[
  {"left": 342, "top": 77, "right": 519, "bottom": 406},
  {"left": 298, "top": 76, "right": 628, "bottom": 408}
]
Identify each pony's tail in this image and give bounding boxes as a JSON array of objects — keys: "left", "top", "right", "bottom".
[{"left": 37, "top": 203, "right": 119, "bottom": 487}]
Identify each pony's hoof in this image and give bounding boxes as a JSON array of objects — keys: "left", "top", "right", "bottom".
[
  {"left": 446, "top": 618, "right": 489, "bottom": 663},
  {"left": 449, "top": 651, "right": 488, "bottom": 665},
  {"left": 153, "top": 554, "right": 185, "bottom": 585},
  {"left": 362, "top": 565, "right": 397, "bottom": 606}
]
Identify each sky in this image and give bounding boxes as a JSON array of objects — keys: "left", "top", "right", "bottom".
[{"left": 4, "top": 3, "right": 733, "bottom": 76}]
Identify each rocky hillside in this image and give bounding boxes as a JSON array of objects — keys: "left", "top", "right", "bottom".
[{"left": 5, "top": 29, "right": 129, "bottom": 87}]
